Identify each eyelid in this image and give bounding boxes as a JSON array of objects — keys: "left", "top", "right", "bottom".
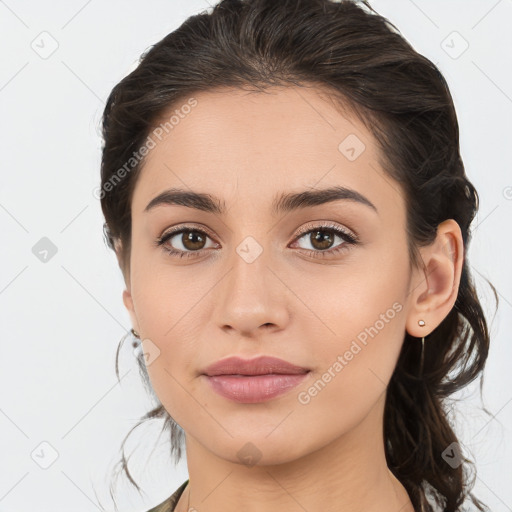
[
  {"left": 293, "top": 220, "right": 357, "bottom": 241},
  {"left": 159, "top": 222, "right": 217, "bottom": 240},
  {"left": 158, "top": 220, "right": 357, "bottom": 242}
]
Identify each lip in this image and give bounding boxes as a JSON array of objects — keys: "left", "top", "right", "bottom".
[
  {"left": 201, "top": 356, "right": 310, "bottom": 403},
  {"left": 202, "top": 355, "right": 310, "bottom": 377}
]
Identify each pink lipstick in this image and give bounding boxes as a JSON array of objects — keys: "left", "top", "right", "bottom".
[{"left": 201, "top": 355, "right": 310, "bottom": 403}]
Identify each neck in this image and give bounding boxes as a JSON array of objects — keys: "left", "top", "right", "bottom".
[{"left": 175, "top": 394, "right": 415, "bottom": 512}]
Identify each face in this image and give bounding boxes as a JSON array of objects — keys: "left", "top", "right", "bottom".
[{"left": 123, "top": 85, "right": 416, "bottom": 465}]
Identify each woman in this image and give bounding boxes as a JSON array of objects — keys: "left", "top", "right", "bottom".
[{"left": 99, "top": 0, "right": 496, "bottom": 511}]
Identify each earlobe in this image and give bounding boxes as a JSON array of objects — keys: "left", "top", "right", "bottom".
[
  {"left": 123, "top": 289, "right": 134, "bottom": 312},
  {"left": 406, "top": 219, "right": 464, "bottom": 338}
]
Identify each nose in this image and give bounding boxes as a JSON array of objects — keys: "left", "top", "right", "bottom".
[{"left": 212, "top": 248, "right": 291, "bottom": 338}]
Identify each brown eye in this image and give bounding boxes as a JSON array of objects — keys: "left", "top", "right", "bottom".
[
  {"left": 308, "top": 229, "right": 336, "bottom": 250},
  {"left": 180, "top": 230, "right": 207, "bottom": 251},
  {"left": 291, "top": 223, "right": 359, "bottom": 259},
  {"left": 156, "top": 227, "right": 217, "bottom": 258}
]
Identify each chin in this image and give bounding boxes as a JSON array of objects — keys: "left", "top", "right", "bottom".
[{"left": 200, "top": 428, "right": 314, "bottom": 467}]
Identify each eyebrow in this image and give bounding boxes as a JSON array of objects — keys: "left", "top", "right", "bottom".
[{"left": 144, "top": 185, "right": 378, "bottom": 216}]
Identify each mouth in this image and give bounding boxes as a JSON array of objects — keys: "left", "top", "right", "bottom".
[{"left": 201, "top": 355, "right": 311, "bottom": 403}]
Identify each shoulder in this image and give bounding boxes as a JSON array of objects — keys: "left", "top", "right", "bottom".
[{"left": 144, "top": 480, "right": 189, "bottom": 512}]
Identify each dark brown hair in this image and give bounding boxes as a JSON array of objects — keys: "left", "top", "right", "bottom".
[{"left": 99, "top": 1, "right": 498, "bottom": 510}]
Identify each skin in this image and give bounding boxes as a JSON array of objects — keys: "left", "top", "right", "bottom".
[{"left": 121, "top": 85, "right": 464, "bottom": 512}]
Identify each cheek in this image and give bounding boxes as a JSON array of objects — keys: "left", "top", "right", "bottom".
[
  {"left": 294, "top": 297, "right": 406, "bottom": 442},
  {"left": 130, "top": 247, "right": 213, "bottom": 338},
  {"left": 297, "top": 248, "right": 408, "bottom": 395},
  {"left": 289, "top": 251, "right": 407, "bottom": 346},
  {"left": 129, "top": 262, "right": 207, "bottom": 423},
  {"left": 139, "top": 325, "right": 200, "bottom": 431}
]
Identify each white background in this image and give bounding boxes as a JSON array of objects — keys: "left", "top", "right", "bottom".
[{"left": 0, "top": 1, "right": 510, "bottom": 511}]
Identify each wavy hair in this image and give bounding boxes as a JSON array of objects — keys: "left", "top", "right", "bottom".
[{"left": 99, "top": 1, "right": 498, "bottom": 510}]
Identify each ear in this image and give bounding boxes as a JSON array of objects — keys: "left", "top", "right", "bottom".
[
  {"left": 406, "top": 219, "right": 464, "bottom": 338},
  {"left": 115, "top": 240, "right": 140, "bottom": 335},
  {"left": 123, "top": 287, "right": 141, "bottom": 336}
]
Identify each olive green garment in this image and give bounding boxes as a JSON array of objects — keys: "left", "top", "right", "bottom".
[{"left": 145, "top": 480, "right": 189, "bottom": 512}]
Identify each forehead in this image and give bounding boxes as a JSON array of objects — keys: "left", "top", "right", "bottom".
[{"left": 131, "top": 85, "right": 405, "bottom": 223}]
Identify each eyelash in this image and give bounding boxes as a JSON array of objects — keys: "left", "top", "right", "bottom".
[{"left": 154, "top": 222, "right": 359, "bottom": 260}]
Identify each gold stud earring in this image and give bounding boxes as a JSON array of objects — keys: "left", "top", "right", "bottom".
[{"left": 131, "top": 328, "right": 140, "bottom": 339}]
